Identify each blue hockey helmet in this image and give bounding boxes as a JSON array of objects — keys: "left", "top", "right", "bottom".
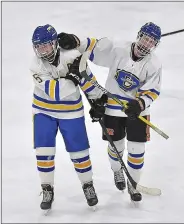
[
  {"left": 134, "top": 22, "right": 161, "bottom": 57},
  {"left": 32, "top": 24, "right": 58, "bottom": 63}
]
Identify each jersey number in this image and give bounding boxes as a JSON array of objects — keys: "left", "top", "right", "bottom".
[{"left": 33, "top": 74, "right": 42, "bottom": 83}]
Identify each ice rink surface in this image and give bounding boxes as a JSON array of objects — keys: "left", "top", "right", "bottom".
[{"left": 2, "top": 1, "right": 184, "bottom": 223}]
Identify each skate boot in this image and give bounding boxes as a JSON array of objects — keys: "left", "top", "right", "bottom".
[
  {"left": 40, "top": 184, "right": 54, "bottom": 210},
  {"left": 82, "top": 181, "right": 98, "bottom": 207},
  {"left": 114, "top": 168, "right": 126, "bottom": 190},
  {"left": 127, "top": 180, "right": 142, "bottom": 202}
]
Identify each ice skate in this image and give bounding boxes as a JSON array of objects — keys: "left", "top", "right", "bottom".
[
  {"left": 127, "top": 180, "right": 142, "bottom": 202},
  {"left": 40, "top": 184, "right": 54, "bottom": 214},
  {"left": 82, "top": 181, "right": 98, "bottom": 209},
  {"left": 114, "top": 168, "right": 126, "bottom": 191}
]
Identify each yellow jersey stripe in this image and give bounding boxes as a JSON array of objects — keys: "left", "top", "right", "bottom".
[
  {"left": 107, "top": 99, "right": 129, "bottom": 105},
  {"left": 146, "top": 92, "right": 158, "bottom": 100},
  {"left": 137, "top": 90, "right": 159, "bottom": 100},
  {"left": 87, "top": 38, "right": 96, "bottom": 51},
  {"left": 80, "top": 76, "right": 96, "bottom": 92},
  {"left": 49, "top": 80, "right": 57, "bottom": 100},
  {"left": 33, "top": 98, "right": 83, "bottom": 110}
]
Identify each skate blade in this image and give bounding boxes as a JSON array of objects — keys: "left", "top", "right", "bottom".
[
  {"left": 90, "top": 205, "right": 97, "bottom": 212},
  {"left": 130, "top": 199, "right": 142, "bottom": 208},
  {"left": 42, "top": 208, "right": 52, "bottom": 216}
]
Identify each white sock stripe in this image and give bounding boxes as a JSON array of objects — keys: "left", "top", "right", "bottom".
[
  {"left": 69, "top": 149, "right": 89, "bottom": 159},
  {"left": 36, "top": 147, "right": 56, "bottom": 155}
]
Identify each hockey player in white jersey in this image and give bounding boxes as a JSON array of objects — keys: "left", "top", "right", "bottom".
[
  {"left": 30, "top": 24, "right": 107, "bottom": 211},
  {"left": 58, "top": 22, "right": 162, "bottom": 202}
]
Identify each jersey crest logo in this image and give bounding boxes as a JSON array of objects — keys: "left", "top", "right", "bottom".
[{"left": 114, "top": 69, "right": 140, "bottom": 91}]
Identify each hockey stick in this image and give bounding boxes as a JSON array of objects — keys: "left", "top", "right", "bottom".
[
  {"left": 86, "top": 97, "right": 161, "bottom": 196},
  {"left": 162, "top": 29, "right": 184, "bottom": 37},
  {"left": 79, "top": 51, "right": 169, "bottom": 140}
]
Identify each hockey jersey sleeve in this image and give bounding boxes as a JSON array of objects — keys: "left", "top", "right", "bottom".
[
  {"left": 136, "top": 60, "right": 162, "bottom": 108},
  {"left": 78, "top": 37, "right": 115, "bottom": 68},
  {"left": 79, "top": 65, "right": 103, "bottom": 99},
  {"left": 30, "top": 58, "right": 77, "bottom": 100},
  {"left": 77, "top": 37, "right": 116, "bottom": 99}
]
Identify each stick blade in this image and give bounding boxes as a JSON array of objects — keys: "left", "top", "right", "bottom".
[
  {"left": 136, "top": 184, "right": 161, "bottom": 196},
  {"left": 154, "top": 126, "right": 169, "bottom": 140}
]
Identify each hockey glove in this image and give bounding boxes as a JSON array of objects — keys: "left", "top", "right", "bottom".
[
  {"left": 124, "top": 98, "right": 145, "bottom": 120},
  {"left": 57, "top": 32, "right": 80, "bottom": 50},
  {"left": 89, "top": 94, "right": 108, "bottom": 122},
  {"left": 65, "top": 55, "right": 82, "bottom": 86}
]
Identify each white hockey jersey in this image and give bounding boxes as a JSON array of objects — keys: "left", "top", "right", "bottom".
[
  {"left": 78, "top": 37, "right": 162, "bottom": 117},
  {"left": 30, "top": 48, "right": 102, "bottom": 119}
]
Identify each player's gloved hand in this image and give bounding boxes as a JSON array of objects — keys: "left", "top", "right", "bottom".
[
  {"left": 57, "top": 32, "right": 80, "bottom": 50},
  {"left": 89, "top": 94, "right": 108, "bottom": 122},
  {"left": 65, "top": 55, "right": 82, "bottom": 86},
  {"left": 124, "top": 98, "right": 145, "bottom": 120}
]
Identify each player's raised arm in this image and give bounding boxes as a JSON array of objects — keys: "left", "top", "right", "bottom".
[{"left": 57, "top": 32, "right": 115, "bottom": 69}]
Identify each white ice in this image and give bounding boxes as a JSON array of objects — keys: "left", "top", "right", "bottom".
[{"left": 2, "top": 1, "right": 184, "bottom": 223}]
